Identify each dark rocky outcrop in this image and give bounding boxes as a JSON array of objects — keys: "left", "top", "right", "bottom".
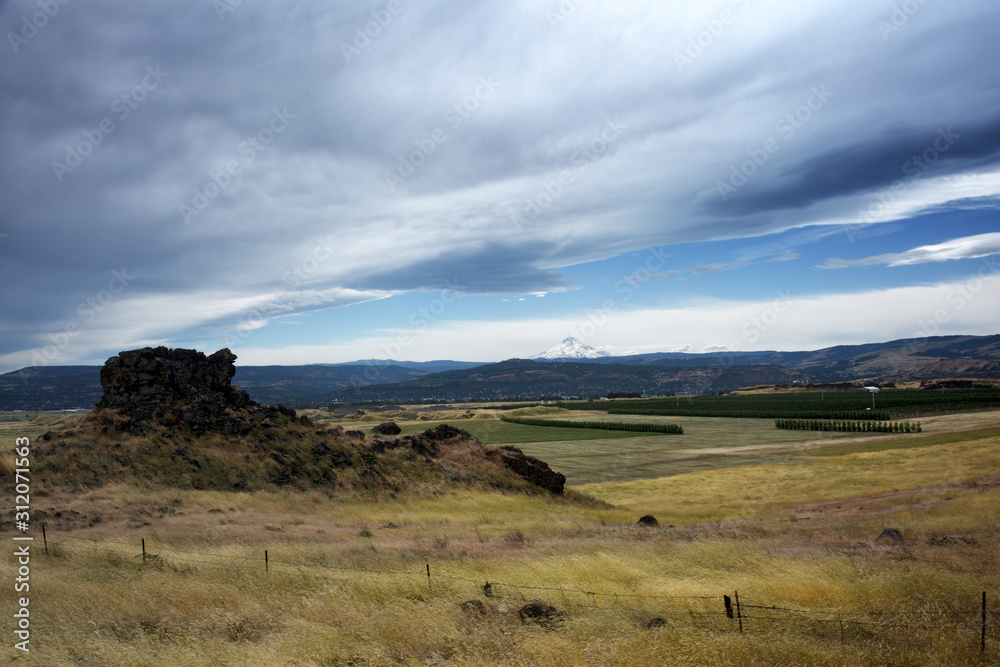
[
  {"left": 96, "top": 346, "right": 306, "bottom": 435},
  {"left": 876, "top": 527, "right": 905, "bottom": 543},
  {"left": 636, "top": 514, "right": 660, "bottom": 527},
  {"left": 489, "top": 446, "right": 566, "bottom": 494},
  {"left": 363, "top": 427, "right": 566, "bottom": 494},
  {"left": 518, "top": 602, "right": 564, "bottom": 625},
  {"left": 55, "top": 347, "right": 569, "bottom": 496},
  {"left": 372, "top": 421, "right": 402, "bottom": 436}
]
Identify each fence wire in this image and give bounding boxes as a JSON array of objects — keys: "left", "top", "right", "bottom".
[{"left": 19, "top": 533, "right": 997, "bottom": 653}]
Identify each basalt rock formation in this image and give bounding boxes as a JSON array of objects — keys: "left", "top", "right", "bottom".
[
  {"left": 489, "top": 446, "right": 566, "bottom": 495},
  {"left": 96, "top": 346, "right": 305, "bottom": 435},
  {"left": 71, "top": 347, "right": 567, "bottom": 495}
]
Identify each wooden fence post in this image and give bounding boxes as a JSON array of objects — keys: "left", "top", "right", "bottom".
[
  {"left": 265, "top": 549, "right": 269, "bottom": 574},
  {"left": 41, "top": 523, "right": 48, "bottom": 556},
  {"left": 724, "top": 595, "right": 733, "bottom": 619},
  {"left": 142, "top": 538, "right": 146, "bottom": 561},
  {"left": 735, "top": 590, "right": 743, "bottom": 634},
  {"left": 983, "top": 591, "right": 987, "bottom": 655},
  {"left": 426, "top": 563, "right": 431, "bottom": 593}
]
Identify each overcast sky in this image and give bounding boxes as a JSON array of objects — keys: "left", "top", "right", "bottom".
[{"left": 1, "top": 0, "right": 999, "bottom": 371}]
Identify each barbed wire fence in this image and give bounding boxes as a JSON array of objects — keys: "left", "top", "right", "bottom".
[{"left": 29, "top": 530, "right": 1000, "bottom": 656}]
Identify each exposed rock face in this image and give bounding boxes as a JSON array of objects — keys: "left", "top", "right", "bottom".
[
  {"left": 87, "top": 347, "right": 567, "bottom": 495},
  {"left": 362, "top": 425, "right": 566, "bottom": 494},
  {"left": 636, "top": 514, "right": 660, "bottom": 527},
  {"left": 96, "top": 346, "right": 302, "bottom": 435},
  {"left": 518, "top": 602, "right": 564, "bottom": 625},
  {"left": 372, "top": 421, "right": 402, "bottom": 436},
  {"left": 490, "top": 446, "right": 566, "bottom": 494}
]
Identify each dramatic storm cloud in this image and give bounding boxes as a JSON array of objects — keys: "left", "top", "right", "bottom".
[{"left": 1, "top": 0, "right": 998, "bottom": 370}]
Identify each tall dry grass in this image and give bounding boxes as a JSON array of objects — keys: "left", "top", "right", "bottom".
[{"left": 2, "top": 422, "right": 999, "bottom": 665}]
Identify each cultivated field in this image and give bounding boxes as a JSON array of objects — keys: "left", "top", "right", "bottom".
[{"left": 2, "top": 404, "right": 999, "bottom": 665}]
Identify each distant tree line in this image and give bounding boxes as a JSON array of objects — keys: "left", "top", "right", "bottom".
[
  {"left": 775, "top": 419, "right": 922, "bottom": 433},
  {"left": 500, "top": 415, "right": 683, "bottom": 434}
]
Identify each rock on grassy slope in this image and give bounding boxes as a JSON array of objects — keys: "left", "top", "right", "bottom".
[{"left": 34, "top": 347, "right": 565, "bottom": 496}]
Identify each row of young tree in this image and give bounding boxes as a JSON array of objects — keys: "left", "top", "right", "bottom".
[
  {"left": 500, "top": 415, "right": 683, "bottom": 434},
  {"left": 605, "top": 408, "right": 891, "bottom": 420},
  {"left": 774, "top": 419, "right": 922, "bottom": 433}
]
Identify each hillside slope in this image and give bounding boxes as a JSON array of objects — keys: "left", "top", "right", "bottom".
[{"left": 16, "top": 347, "right": 568, "bottom": 498}]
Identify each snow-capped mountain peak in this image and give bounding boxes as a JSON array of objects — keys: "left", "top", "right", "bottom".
[{"left": 533, "top": 337, "right": 612, "bottom": 360}]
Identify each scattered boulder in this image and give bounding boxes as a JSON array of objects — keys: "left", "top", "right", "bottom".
[
  {"left": 372, "top": 421, "right": 402, "bottom": 436},
  {"left": 518, "top": 602, "right": 564, "bottom": 625},
  {"left": 636, "top": 514, "right": 660, "bottom": 527},
  {"left": 646, "top": 617, "right": 669, "bottom": 630},
  {"left": 396, "top": 424, "right": 477, "bottom": 458},
  {"left": 424, "top": 423, "right": 467, "bottom": 441},
  {"left": 876, "top": 527, "right": 904, "bottom": 543},
  {"left": 310, "top": 441, "right": 353, "bottom": 467}
]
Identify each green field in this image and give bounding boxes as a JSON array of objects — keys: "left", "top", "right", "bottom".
[
  {"left": 561, "top": 387, "right": 1000, "bottom": 420},
  {"left": 376, "top": 409, "right": 1000, "bottom": 485},
  {"left": 397, "top": 418, "right": 641, "bottom": 444},
  {"left": 383, "top": 414, "right": 887, "bottom": 485}
]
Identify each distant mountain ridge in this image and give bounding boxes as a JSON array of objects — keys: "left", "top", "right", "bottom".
[
  {"left": 328, "top": 358, "right": 812, "bottom": 403},
  {"left": 3, "top": 334, "right": 999, "bottom": 410}
]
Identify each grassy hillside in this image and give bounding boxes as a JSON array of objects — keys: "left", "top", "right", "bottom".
[
  {"left": 2, "top": 410, "right": 998, "bottom": 665},
  {"left": 3, "top": 410, "right": 566, "bottom": 499}
]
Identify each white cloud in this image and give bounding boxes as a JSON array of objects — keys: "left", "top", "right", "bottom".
[
  {"left": 819, "top": 232, "right": 1000, "bottom": 269},
  {"left": 234, "top": 271, "right": 1000, "bottom": 364}
]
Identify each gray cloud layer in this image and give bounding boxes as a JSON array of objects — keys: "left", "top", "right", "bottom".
[{"left": 1, "top": 0, "right": 999, "bottom": 367}]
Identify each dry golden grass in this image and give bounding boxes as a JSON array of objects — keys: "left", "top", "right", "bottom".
[{"left": 3, "top": 414, "right": 1000, "bottom": 665}]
